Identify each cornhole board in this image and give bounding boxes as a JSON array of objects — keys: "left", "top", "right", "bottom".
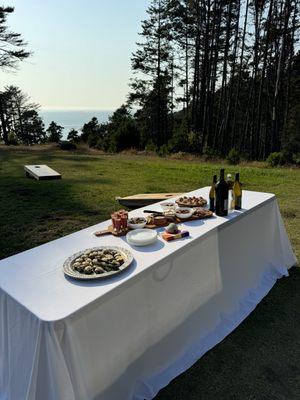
[
  {"left": 116, "top": 193, "right": 183, "bottom": 208},
  {"left": 24, "top": 165, "right": 61, "bottom": 180}
]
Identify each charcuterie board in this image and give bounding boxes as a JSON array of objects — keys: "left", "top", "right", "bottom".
[{"left": 94, "top": 209, "right": 213, "bottom": 237}]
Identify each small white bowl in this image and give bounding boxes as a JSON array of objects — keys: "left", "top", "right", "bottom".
[
  {"left": 161, "top": 202, "right": 176, "bottom": 212},
  {"left": 175, "top": 207, "right": 194, "bottom": 219},
  {"left": 128, "top": 217, "right": 147, "bottom": 230}
]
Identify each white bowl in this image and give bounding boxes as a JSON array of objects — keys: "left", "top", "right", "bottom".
[
  {"left": 175, "top": 207, "right": 194, "bottom": 219},
  {"left": 160, "top": 202, "right": 176, "bottom": 212},
  {"left": 126, "top": 229, "right": 158, "bottom": 246},
  {"left": 128, "top": 217, "right": 147, "bottom": 230}
]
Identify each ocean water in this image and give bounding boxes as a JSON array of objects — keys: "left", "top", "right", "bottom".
[{"left": 40, "top": 109, "right": 113, "bottom": 139}]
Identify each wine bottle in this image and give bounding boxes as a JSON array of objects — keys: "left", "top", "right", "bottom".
[
  {"left": 209, "top": 175, "right": 217, "bottom": 212},
  {"left": 215, "top": 169, "right": 229, "bottom": 216},
  {"left": 233, "top": 173, "right": 242, "bottom": 210}
]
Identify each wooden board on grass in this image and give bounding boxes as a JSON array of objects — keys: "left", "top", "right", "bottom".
[
  {"left": 24, "top": 165, "right": 61, "bottom": 180},
  {"left": 116, "top": 193, "right": 182, "bottom": 208}
]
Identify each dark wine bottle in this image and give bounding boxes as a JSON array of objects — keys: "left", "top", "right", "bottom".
[
  {"left": 215, "top": 169, "right": 229, "bottom": 216},
  {"left": 209, "top": 175, "right": 217, "bottom": 212},
  {"left": 233, "top": 173, "right": 242, "bottom": 210}
]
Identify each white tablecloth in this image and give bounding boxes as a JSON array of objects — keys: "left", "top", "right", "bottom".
[{"left": 0, "top": 188, "right": 296, "bottom": 400}]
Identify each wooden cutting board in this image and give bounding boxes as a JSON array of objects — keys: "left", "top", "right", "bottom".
[{"left": 94, "top": 212, "right": 213, "bottom": 237}]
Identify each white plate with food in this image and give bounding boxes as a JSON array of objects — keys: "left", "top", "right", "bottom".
[
  {"left": 63, "top": 246, "right": 133, "bottom": 280},
  {"left": 126, "top": 228, "right": 158, "bottom": 246}
]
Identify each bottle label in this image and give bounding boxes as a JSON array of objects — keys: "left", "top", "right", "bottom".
[
  {"left": 235, "top": 196, "right": 242, "bottom": 209},
  {"left": 224, "top": 199, "right": 228, "bottom": 211}
]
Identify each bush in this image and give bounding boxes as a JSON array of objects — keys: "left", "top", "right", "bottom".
[
  {"left": 157, "top": 144, "right": 169, "bottom": 157},
  {"left": 226, "top": 148, "right": 240, "bottom": 165},
  {"left": 58, "top": 141, "right": 77, "bottom": 151},
  {"left": 87, "top": 134, "right": 99, "bottom": 148},
  {"left": 204, "top": 147, "right": 218, "bottom": 160},
  {"left": 7, "top": 132, "right": 18, "bottom": 145},
  {"left": 169, "top": 118, "right": 190, "bottom": 153},
  {"left": 112, "top": 118, "right": 140, "bottom": 152},
  {"left": 292, "top": 153, "right": 300, "bottom": 165},
  {"left": 145, "top": 141, "right": 157, "bottom": 153},
  {"left": 266, "top": 152, "right": 283, "bottom": 167},
  {"left": 187, "top": 131, "right": 201, "bottom": 154}
]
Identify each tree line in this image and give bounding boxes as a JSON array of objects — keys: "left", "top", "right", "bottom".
[{"left": 126, "top": 0, "right": 300, "bottom": 161}]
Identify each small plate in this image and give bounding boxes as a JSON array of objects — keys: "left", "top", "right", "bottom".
[{"left": 126, "top": 228, "right": 158, "bottom": 246}]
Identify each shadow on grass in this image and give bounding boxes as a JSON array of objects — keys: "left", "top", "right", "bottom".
[
  {"left": 155, "top": 266, "right": 300, "bottom": 400},
  {"left": 0, "top": 173, "right": 114, "bottom": 259}
]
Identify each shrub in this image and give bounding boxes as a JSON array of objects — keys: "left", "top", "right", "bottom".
[
  {"left": 112, "top": 118, "right": 140, "bottom": 152},
  {"left": 292, "top": 153, "right": 300, "bottom": 165},
  {"left": 266, "top": 152, "right": 283, "bottom": 167},
  {"left": 204, "top": 147, "right": 218, "bottom": 160},
  {"left": 169, "top": 119, "right": 189, "bottom": 153},
  {"left": 7, "top": 132, "right": 18, "bottom": 145},
  {"left": 226, "top": 148, "right": 240, "bottom": 165},
  {"left": 187, "top": 131, "right": 201, "bottom": 154},
  {"left": 145, "top": 141, "right": 157, "bottom": 153},
  {"left": 157, "top": 144, "right": 169, "bottom": 157},
  {"left": 58, "top": 141, "right": 77, "bottom": 151},
  {"left": 87, "top": 134, "right": 99, "bottom": 148}
]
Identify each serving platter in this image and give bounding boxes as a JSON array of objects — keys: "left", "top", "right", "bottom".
[
  {"left": 63, "top": 246, "right": 134, "bottom": 280},
  {"left": 175, "top": 196, "right": 207, "bottom": 208}
]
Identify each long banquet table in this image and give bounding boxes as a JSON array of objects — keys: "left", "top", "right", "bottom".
[{"left": 0, "top": 187, "right": 297, "bottom": 400}]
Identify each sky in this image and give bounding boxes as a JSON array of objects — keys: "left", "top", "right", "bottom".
[{"left": 0, "top": 0, "right": 149, "bottom": 110}]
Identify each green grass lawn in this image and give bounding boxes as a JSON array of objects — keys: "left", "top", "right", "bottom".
[{"left": 0, "top": 146, "right": 299, "bottom": 399}]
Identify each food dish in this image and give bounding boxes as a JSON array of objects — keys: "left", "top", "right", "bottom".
[
  {"left": 63, "top": 246, "right": 133, "bottom": 280},
  {"left": 126, "top": 229, "right": 158, "bottom": 246},
  {"left": 128, "top": 217, "right": 147, "bottom": 230},
  {"left": 161, "top": 202, "right": 176, "bottom": 213},
  {"left": 176, "top": 196, "right": 207, "bottom": 207},
  {"left": 193, "top": 207, "right": 214, "bottom": 218},
  {"left": 175, "top": 207, "right": 194, "bottom": 219},
  {"left": 153, "top": 215, "right": 168, "bottom": 226}
]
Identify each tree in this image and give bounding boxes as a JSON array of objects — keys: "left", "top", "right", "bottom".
[
  {"left": 81, "top": 117, "right": 100, "bottom": 142},
  {"left": 67, "top": 128, "right": 79, "bottom": 142},
  {"left": 0, "top": 7, "right": 30, "bottom": 144},
  {"left": 46, "top": 122, "right": 63, "bottom": 142},
  {"left": 107, "top": 105, "right": 140, "bottom": 151},
  {"left": 0, "top": 85, "right": 44, "bottom": 144},
  {"left": 129, "top": 0, "right": 173, "bottom": 146},
  {"left": 21, "top": 110, "right": 45, "bottom": 145}
]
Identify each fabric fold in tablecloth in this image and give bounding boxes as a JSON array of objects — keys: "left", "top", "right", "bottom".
[{"left": 133, "top": 264, "right": 288, "bottom": 400}]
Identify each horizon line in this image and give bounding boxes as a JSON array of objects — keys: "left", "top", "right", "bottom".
[{"left": 40, "top": 107, "right": 116, "bottom": 112}]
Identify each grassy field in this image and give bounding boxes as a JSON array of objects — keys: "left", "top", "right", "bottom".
[{"left": 0, "top": 145, "right": 299, "bottom": 399}]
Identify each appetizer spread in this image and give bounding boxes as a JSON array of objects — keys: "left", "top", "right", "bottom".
[
  {"left": 72, "top": 249, "right": 125, "bottom": 275},
  {"left": 193, "top": 207, "right": 214, "bottom": 218}
]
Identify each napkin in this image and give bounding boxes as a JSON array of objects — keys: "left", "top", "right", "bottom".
[{"left": 162, "top": 230, "right": 190, "bottom": 242}]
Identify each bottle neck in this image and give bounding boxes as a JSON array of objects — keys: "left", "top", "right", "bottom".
[{"left": 220, "top": 169, "right": 225, "bottom": 181}]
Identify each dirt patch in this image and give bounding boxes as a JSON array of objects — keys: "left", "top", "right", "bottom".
[{"left": 281, "top": 209, "right": 297, "bottom": 219}]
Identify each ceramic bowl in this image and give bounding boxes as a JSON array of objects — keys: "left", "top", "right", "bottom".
[{"left": 175, "top": 207, "right": 194, "bottom": 219}]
